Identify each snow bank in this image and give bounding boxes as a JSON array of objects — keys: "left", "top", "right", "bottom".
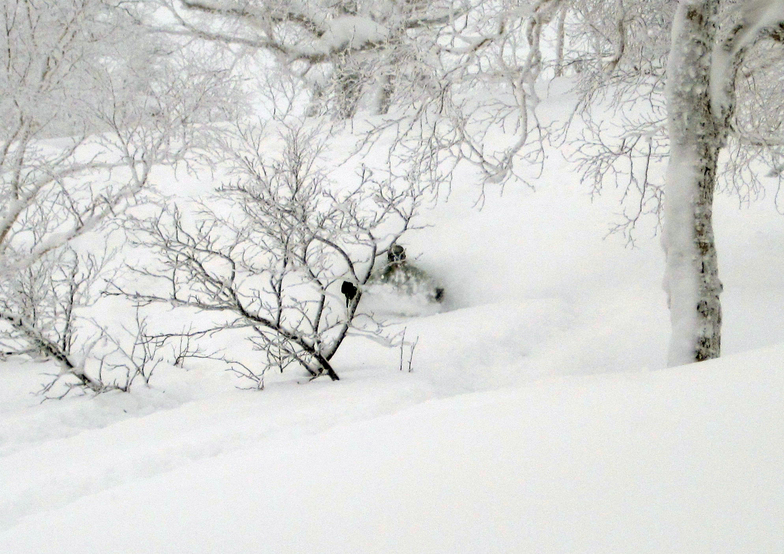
[{"left": 1, "top": 347, "right": 782, "bottom": 553}]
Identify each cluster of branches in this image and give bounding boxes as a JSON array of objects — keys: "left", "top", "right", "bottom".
[
  {"left": 136, "top": 1, "right": 579, "bottom": 191},
  {"left": 144, "top": 0, "right": 478, "bottom": 119},
  {"left": 0, "top": 0, "right": 238, "bottom": 393},
  {"left": 0, "top": 249, "right": 107, "bottom": 390},
  {"left": 564, "top": 0, "right": 784, "bottom": 239},
  {"left": 126, "top": 1, "right": 784, "bottom": 224},
  {"left": 115, "top": 121, "right": 422, "bottom": 385},
  {"left": 8, "top": 0, "right": 784, "bottom": 390}
]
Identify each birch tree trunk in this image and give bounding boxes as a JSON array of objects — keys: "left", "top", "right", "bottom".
[{"left": 663, "top": 0, "right": 724, "bottom": 366}]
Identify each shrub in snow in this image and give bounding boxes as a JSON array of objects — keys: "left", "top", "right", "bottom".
[
  {"left": 0, "top": 0, "right": 234, "bottom": 394},
  {"left": 118, "top": 121, "right": 422, "bottom": 385},
  {"left": 0, "top": 249, "right": 108, "bottom": 392}
]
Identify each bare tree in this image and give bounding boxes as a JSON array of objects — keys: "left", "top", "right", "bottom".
[
  {"left": 0, "top": 249, "right": 108, "bottom": 390},
  {"left": 561, "top": 0, "right": 784, "bottom": 364},
  {"left": 116, "top": 120, "right": 421, "bottom": 383},
  {"left": 663, "top": 0, "right": 784, "bottom": 364},
  {"left": 559, "top": 0, "right": 673, "bottom": 235},
  {"left": 0, "top": 0, "right": 237, "bottom": 390},
  {"left": 343, "top": 0, "right": 574, "bottom": 199},
  {"left": 141, "top": 0, "right": 472, "bottom": 119}
]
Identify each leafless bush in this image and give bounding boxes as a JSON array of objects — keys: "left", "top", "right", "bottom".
[
  {"left": 116, "top": 120, "right": 423, "bottom": 383},
  {"left": 1, "top": 248, "right": 108, "bottom": 392},
  {"left": 0, "top": 0, "right": 240, "bottom": 394},
  {"left": 92, "top": 308, "right": 166, "bottom": 392},
  {"left": 37, "top": 305, "right": 178, "bottom": 399}
]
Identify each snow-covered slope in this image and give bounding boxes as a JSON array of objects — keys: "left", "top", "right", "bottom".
[
  {"left": 1, "top": 346, "right": 782, "bottom": 553},
  {"left": 3, "top": 95, "right": 784, "bottom": 551}
]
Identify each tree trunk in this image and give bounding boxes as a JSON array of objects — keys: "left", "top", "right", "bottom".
[
  {"left": 1, "top": 311, "right": 104, "bottom": 391},
  {"left": 335, "top": 62, "right": 363, "bottom": 120},
  {"left": 663, "top": 0, "right": 724, "bottom": 366},
  {"left": 554, "top": 4, "right": 568, "bottom": 77}
]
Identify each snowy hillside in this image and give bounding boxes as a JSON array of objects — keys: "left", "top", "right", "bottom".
[
  {"left": 1, "top": 348, "right": 783, "bottom": 553},
  {"left": 2, "top": 122, "right": 784, "bottom": 551},
  {"left": 5, "top": 1, "right": 784, "bottom": 551}
]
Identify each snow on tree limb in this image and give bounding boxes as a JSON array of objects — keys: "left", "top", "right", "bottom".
[{"left": 710, "top": 0, "right": 784, "bottom": 121}]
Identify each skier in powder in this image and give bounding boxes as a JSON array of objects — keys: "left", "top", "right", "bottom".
[{"left": 371, "top": 244, "right": 444, "bottom": 304}]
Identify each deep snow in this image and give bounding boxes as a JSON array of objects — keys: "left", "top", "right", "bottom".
[
  {"left": 2, "top": 99, "right": 784, "bottom": 551},
  {"left": 1, "top": 349, "right": 782, "bottom": 553}
]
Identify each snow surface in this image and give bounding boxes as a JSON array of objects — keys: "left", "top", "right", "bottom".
[
  {"left": 3, "top": 90, "right": 784, "bottom": 552},
  {"left": 1, "top": 350, "right": 783, "bottom": 553},
  {"left": 318, "top": 16, "right": 388, "bottom": 53}
]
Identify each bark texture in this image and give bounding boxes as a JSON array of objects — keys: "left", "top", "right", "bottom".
[{"left": 663, "top": 0, "right": 724, "bottom": 365}]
